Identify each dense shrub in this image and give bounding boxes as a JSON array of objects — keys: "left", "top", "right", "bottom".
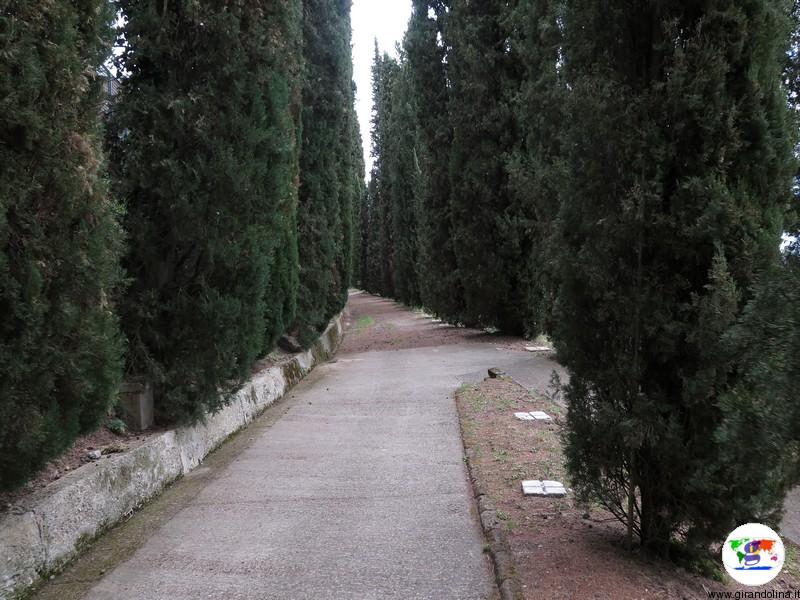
[
  {"left": 293, "top": 0, "right": 359, "bottom": 346},
  {"left": 113, "top": 0, "right": 304, "bottom": 422},
  {"left": 0, "top": 0, "right": 124, "bottom": 490},
  {"left": 554, "top": 0, "right": 796, "bottom": 553}
]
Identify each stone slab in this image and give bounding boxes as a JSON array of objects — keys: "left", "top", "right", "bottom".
[
  {"left": 530, "top": 411, "right": 553, "bottom": 421},
  {"left": 514, "top": 412, "right": 536, "bottom": 421},
  {"left": 522, "top": 480, "right": 567, "bottom": 498}
]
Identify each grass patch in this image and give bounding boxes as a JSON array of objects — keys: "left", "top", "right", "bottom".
[{"left": 354, "top": 315, "right": 375, "bottom": 330}]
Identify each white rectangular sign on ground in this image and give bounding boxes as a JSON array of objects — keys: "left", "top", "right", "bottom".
[
  {"left": 522, "top": 480, "right": 567, "bottom": 498},
  {"left": 514, "top": 411, "right": 553, "bottom": 422},
  {"left": 514, "top": 412, "right": 536, "bottom": 421},
  {"left": 530, "top": 411, "right": 552, "bottom": 421}
]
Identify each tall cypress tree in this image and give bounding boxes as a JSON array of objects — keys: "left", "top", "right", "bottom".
[
  {"left": 446, "top": 1, "right": 525, "bottom": 334},
  {"left": 710, "top": 238, "right": 800, "bottom": 541},
  {"left": 294, "top": 0, "right": 356, "bottom": 345},
  {"left": 504, "top": 0, "right": 563, "bottom": 336},
  {"left": 0, "top": 0, "right": 124, "bottom": 489},
  {"left": 556, "top": 0, "right": 795, "bottom": 553},
  {"left": 332, "top": 59, "right": 361, "bottom": 316},
  {"left": 365, "top": 47, "right": 400, "bottom": 298},
  {"left": 387, "top": 58, "right": 421, "bottom": 306},
  {"left": 349, "top": 103, "right": 368, "bottom": 291},
  {"left": 405, "top": 0, "right": 464, "bottom": 320},
  {"left": 115, "top": 0, "right": 301, "bottom": 422},
  {"left": 361, "top": 177, "right": 383, "bottom": 293},
  {"left": 264, "top": 0, "right": 303, "bottom": 352}
]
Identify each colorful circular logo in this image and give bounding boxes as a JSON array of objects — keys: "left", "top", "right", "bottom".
[{"left": 722, "top": 523, "right": 785, "bottom": 586}]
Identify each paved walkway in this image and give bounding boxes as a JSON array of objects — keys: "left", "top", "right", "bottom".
[
  {"left": 36, "top": 292, "right": 562, "bottom": 600},
  {"left": 783, "top": 488, "right": 800, "bottom": 546}
]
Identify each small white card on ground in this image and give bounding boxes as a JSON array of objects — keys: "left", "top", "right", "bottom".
[
  {"left": 530, "top": 411, "right": 553, "bottom": 421},
  {"left": 525, "top": 346, "right": 552, "bottom": 352},
  {"left": 522, "top": 480, "right": 567, "bottom": 497},
  {"left": 515, "top": 412, "right": 536, "bottom": 421}
]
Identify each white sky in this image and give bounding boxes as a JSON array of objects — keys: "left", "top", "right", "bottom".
[{"left": 351, "top": 0, "right": 413, "bottom": 175}]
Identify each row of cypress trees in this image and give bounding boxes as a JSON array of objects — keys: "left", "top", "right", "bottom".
[
  {"left": 0, "top": 0, "right": 363, "bottom": 491},
  {"left": 362, "top": 0, "right": 800, "bottom": 559}
]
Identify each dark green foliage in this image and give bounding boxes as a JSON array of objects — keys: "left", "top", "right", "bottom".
[
  {"left": 0, "top": 1, "right": 124, "bottom": 489},
  {"left": 264, "top": 0, "right": 303, "bottom": 352},
  {"left": 334, "top": 99, "right": 361, "bottom": 309},
  {"left": 554, "top": 0, "right": 796, "bottom": 553},
  {"left": 349, "top": 104, "right": 368, "bottom": 291},
  {"left": 361, "top": 177, "right": 384, "bottom": 293},
  {"left": 364, "top": 46, "right": 422, "bottom": 305},
  {"left": 504, "top": 0, "right": 563, "bottom": 335},
  {"left": 445, "top": 0, "right": 526, "bottom": 334},
  {"left": 294, "top": 0, "right": 358, "bottom": 346},
  {"left": 114, "top": 0, "right": 302, "bottom": 423},
  {"left": 387, "top": 62, "right": 422, "bottom": 306},
  {"left": 363, "top": 47, "right": 400, "bottom": 298},
  {"left": 404, "top": 1, "right": 462, "bottom": 316},
  {"left": 710, "top": 245, "right": 800, "bottom": 539}
]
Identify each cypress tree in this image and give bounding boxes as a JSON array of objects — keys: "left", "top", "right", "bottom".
[
  {"left": 264, "top": 0, "right": 303, "bottom": 352},
  {"left": 378, "top": 54, "right": 396, "bottom": 300},
  {"left": 387, "top": 58, "right": 421, "bottom": 306},
  {"left": 293, "top": 0, "right": 357, "bottom": 345},
  {"left": 333, "top": 97, "right": 362, "bottom": 311},
  {"left": 446, "top": 1, "right": 525, "bottom": 334},
  {"left": 0, "top": 0, "right": 124, "bottom": 489},
  {"left": 504, "top": 0, "right": 563, "bottom": 336},
  {"left": 555, "top": 0, "right": 796, "bottom": 554},
  {"left": 331, "top": 66, "right": 361, "bottom": 317},
  {"left": 368, "top": 48, "right": 400, "bottom": 298},
  {"left": 356, "top": 169, "right": 374, "bottom": 291},
  {"left": 115, "top": 0, "right": 301, "bottom": 422},
  {"left": 710, "top": 240, "right": 800, "bottom": 541},
  {"left": 349, "top": 104, "right": 367, "bottom": 291},
  {"left": 405, "top": 1, "right": 464, "bottom": 320},
  {"left": 361, "top": 177, "right": 382, "bottom": 293}
]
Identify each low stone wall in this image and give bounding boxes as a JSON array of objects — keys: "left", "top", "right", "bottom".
[{"left": 0, "top": 314, "right": 344, "bottom": 600}]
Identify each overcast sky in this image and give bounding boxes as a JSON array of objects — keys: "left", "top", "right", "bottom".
[{"left": 352, "top": 0, "right": 413, "bottom": 176}]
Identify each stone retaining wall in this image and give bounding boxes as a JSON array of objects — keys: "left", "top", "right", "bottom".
[{"left": 0, "top": 314, "right": 344, "bottom": 600}]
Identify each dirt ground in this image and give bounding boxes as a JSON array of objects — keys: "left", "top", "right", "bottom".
[
  {"left": 339, "top": 290, "right": 532, "bottom": 355},
  {"left": 456, "top": 377, "right": 800, "bottom": 600}
]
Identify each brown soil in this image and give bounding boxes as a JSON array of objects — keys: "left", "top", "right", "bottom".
[
  {"left": 456, "top": 377, "right": 800, "bottom": 600},
  {"left": 0, "top": 424, "right": 157, "bottom": 513},
  {"left": 339, "top": 290, "right": 532, "bottom": 355}
]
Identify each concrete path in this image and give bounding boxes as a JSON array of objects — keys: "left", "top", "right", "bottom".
[
  {"left": 783, "top": 488, "right": 800, "bottom": 546},
  {"left": 35, "top": 293, "right": 563, "bottom": 600}
]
